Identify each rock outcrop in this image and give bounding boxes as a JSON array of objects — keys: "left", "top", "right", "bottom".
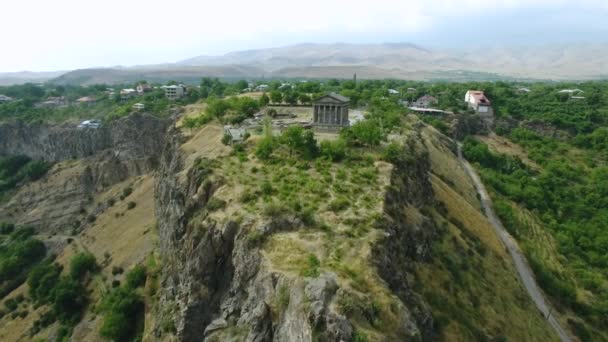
[
  {"left": 0, "top": 113, "right": 172, "bottom": 233},
  {"left": 372, "top": 137, "right": 439, "bottom": 340},
  {"left": 154, "top": 126, "right": 444, "bottom": 341},
  {"left": 0, "top": 113, "right": 170, "bottom": 163}
]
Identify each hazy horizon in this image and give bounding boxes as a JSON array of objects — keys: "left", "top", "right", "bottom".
[{"left": 2, "top": 0, "right": 608, "bottom": 72}]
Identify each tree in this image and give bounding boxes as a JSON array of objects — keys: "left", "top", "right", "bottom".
[
  {"left": 270, "top": 91, "right": 283, "bottom": 104},
  {"left": 235, "top": 80, "right": 248, "bottom": 91},
  {"left": 259, "top": 93, "right": 270, "bottom": 107},
  {"left": 282, "top": 126, "right": 305, "bottom": 157},
  {"left": 69, "top": 252, "right": 98, "bottom": 280},
  {"left": 298, "top": 93, "right": 312, "bottom": 105},
  {"left": 348, "top": 120, "right": 384, "bottom": 146},
  {"left": 284, "top": 91, "right": 299, "bottom": 106},
  {"left": 256, "top": 137, "right": 276, "bottom": 161}
]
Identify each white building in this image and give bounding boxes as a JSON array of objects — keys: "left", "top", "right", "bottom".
[
  {"left": 78, "top": 119, "right": 102, "bottom": 129},
  {"left": 388, "top": 89, "right": 400, "bottom": 95},
  {"left": 132, "top": 103, "right": 145, "bottom": 110},
  {"left": 465, "top": 90, "right": 491, "bottom": 113},
  {"left": 163, "top": 85, "right": 187, "bottom": 100},
  {"left": 558, "top": 89, "right": 584, "bottom": 94},
  {"left": 0, "top": 95, "right": 13, "bottom": 103}
]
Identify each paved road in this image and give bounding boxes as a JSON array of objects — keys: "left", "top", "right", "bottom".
[{"left": 457, "top": 143, "right": 572, "bottom": 342}]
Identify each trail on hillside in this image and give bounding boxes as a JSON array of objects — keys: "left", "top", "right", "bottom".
[{"left": 457, "top": 143, "right": 572, "bottom": 342}]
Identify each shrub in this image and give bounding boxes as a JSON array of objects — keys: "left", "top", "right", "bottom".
[
  {"left": 260, "top": 180, "right": 274, "bottom": 196},
  {"left": 328, "top": 197, "right": 350, "bottom": 212},
  {"left": 107, "top": 198, "right": 116, "bottom": 207},
  {"left": 122, "top": 187, "right": 133, "bottom": 198},
  {"left": 99, "top": 287, "right": 143, "bottom": 341},
  {"left": 0, "top": 222, "right": 15, "bottom": 234},
  {"left": 52, "top": 277, "right": 88, "bottom": 324},
  {"left": 86, "top": 214, "right": 96, "bottom": 223},
  {"left": 320, "top": 139, "right": 347, "bottom": 162},
  {"left": 4, "top": 298, "right": 18, "bottom": 311},
  {"left": 125, "top": 265, "right": 147, "bottom": 289},
  {"left": 111, "top": 266, "right": 124, "bottom": 275},
  {"left": 127, "top": 201, "right": 137, "bottom": 210},
  {"left": 206, "top": 198, "right": 226, "bottom": 212},
  {"left": 111, "top": 280, "right": 120, "bottom": 288},
  {"left": 301, "top": 254, "right": 320, "bottom": 278},
  {"left": 69, "top": 252, "right": 98, "bottom": 280}
]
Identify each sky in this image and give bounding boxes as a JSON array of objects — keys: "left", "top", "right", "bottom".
[{"left": 1, "top": 0, "right": 608, "bottom": 72}]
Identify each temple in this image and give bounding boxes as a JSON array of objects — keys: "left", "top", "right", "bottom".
[{"left": 312, "top": 93, "right": 350, "bottom": 131}]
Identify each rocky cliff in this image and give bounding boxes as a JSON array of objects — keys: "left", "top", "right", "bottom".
[
  {"left": 0, "top": 114, "right": 171, "bottom": 232},
  {"left": 153, "top": 125, "right": 442, "bottom": 341},
  {"left": 0, "top": 113, "right": 170, "bottom": 163}
]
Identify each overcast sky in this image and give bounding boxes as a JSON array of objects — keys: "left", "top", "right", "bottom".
[{"left": 1, "top": 0, "right": 608, "bottom": 72}]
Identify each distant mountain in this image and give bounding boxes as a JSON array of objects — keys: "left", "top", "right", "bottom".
[
  {"left": 178, "top": 42, "right": 608, "bottom": 80},
  {"left": 51, "top": 65, "right": 266, "bottom": 85},
  {"left": 45, "top": 42, "right": 608, "bottom": 85},
  {"left": 0, "top": 71, "right": 67, "bottom": 86}
]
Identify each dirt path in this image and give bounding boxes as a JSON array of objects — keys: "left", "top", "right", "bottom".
[{"left": 457, "top": 143, "right": 572, "bottom": 342}]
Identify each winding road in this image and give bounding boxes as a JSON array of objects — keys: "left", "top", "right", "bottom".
[{"left": 457, "top": 143, "right": 572, "bottom": 342}]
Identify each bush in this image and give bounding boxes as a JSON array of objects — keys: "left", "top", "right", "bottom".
[
  {"left": 127, "top": 201, "right": 137, "bottom": 210},
  {"left": 0, "top": 222, "right": 15, "bottom": 234},
  {"left": 125, "top": 265, "right": 147, "bottom": 289},
  {"left": 328, "top": 197, "right": 350, "bottom": 212},
  {"left": 206, "top": 198, "right": 226, "bottom": 212},
  {"left": 52, "top": 277, "right": 88, "bottom": 324},
  {"left": 111, "top": 266, "right": 124, "bottom": 275},
  {"left": 301, "top": 254, "right": 320, "bottom": 278},
  {"left": 4, "top": 298, "right": 18, "bottom": 311},
  {"left": 122, "top": 187, "right": 133, "bottom": 198},
  {"left": 69, "top": 252, "right": 98, "bottom": 280},
  {"left": 99, "top": 287, "right": 144, "bottom": 341},
  {"left": 320, "top": 139, "right": 347, "bottom": 162}
]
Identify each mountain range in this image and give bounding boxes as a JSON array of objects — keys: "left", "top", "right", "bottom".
[{"left": 5, "top": 42, "right": 608, "bottom": 85}]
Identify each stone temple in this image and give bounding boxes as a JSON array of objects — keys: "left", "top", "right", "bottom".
[{"left": 312, "top": 93, "right": 350, "bottom": 131}]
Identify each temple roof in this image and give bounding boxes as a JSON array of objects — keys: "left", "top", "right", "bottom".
[{"left": 313, "top": 93, "right": 350, "bottom": 104}]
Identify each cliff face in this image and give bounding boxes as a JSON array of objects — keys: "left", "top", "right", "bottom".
[
  {"left": 372, "top": 138, "right": 439, "bottom": 340},
  {"left": 0, "top": 113, "right": 169, "bottom": 163},
  {"left": 155, "top": 130, "right": 353, "bottom": 341},
  {"left": 0, "top": 114, "right": 171, "bottom": 233},
  {"left": 154, "top": 126, "right": 442, "bottom": 341}
]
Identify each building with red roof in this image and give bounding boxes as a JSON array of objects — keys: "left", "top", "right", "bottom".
[{"left": 465, "top": 90, "right": 492, "bottom": 113}]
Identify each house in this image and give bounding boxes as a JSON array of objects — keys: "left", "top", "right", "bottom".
[
  {"left": 136, "top": 83, "right": 152, "bottom": 94},
  {"left": 412, "top": 95, "right": 438, "bottom": 108},
  {"left": 120, "top": 89, "right": 137, "bottom": 100},
  {"left": 77, "top": 119, "right": 102, "bottom": 129},
  {"left": 465, "top": 91, "right": 492, "bottom": 113},
  {"left": 36, "top": 96, "right": 67, "bottom": 108},
  {"left": 517, "top": 87, "right": 531, "bottom": 93},
  {"left": 407, "top": 88, "right": 417, "bottom": 93},
  {"left": 312, "top": 93, "right": 350, "bottom": 131},
  {"left": 388, "top": 89, "right": 400, "bottom": 96},
  {"left": 132, "top": 103, "right": 145, "bottom": 110},
  {"left": 558, "top": 89, "right": 584, "bottom": 94},
  {"left": 75, "top": 96, "right": 96, "bottom": 106},
  {"left": 162, "top": 84, "right": 187, "bottom": 100},
  {"left": 279, "top": 83, "right": 293, "bottom": 90},
  {"left": 256, "top": 84, "right": 269, "bottom": 92},
  {"left": 224, "top": 126, "right": 247, "bottom": 144},
  {"left": 0, "top": 95, "right": 13, "bottom": 103}
]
